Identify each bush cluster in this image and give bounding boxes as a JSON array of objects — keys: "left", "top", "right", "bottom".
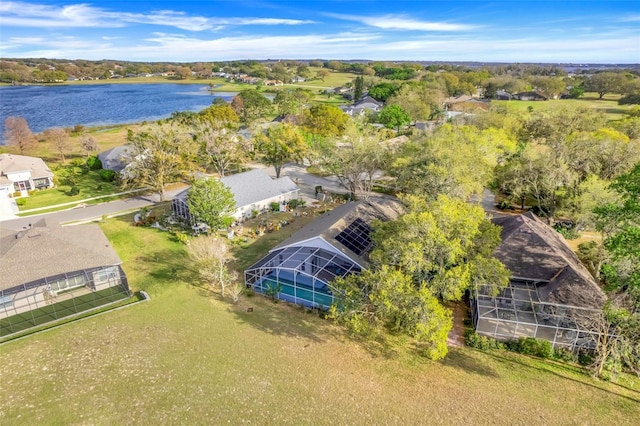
[
  {"left": 86, "top": 155, "right": 103, "bottom": 170},
  {"left": 464, "top": 329, "right": 505, "bottom": 350},
  {"left": 506, "top": 337, "right": 554, "bottom": 359},
  {"left": 98, "top": 169, "right": 116, "bottom": 182}
]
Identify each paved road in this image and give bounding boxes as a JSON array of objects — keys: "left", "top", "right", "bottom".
[
  {"left": 0, "top": 188, "right": 186, "bottom": 231},
  {"left": 0, "top": 164, "right": 346, "bottom": 231}
]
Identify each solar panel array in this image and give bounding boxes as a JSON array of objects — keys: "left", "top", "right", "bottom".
[{"left": 335, "top": 218, "right": 372, "bottom": 256}]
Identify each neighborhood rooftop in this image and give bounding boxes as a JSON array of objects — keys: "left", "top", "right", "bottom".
[
  {"left": 274, "top": 196, "right": 403, "bottom": 266},
  {"left": 0, "top": 153, "right": 54, "bottom": 180},
  {"left": 492, "top": 212, "right": 606, "bottom": 308},
  {"left": 0, "top": 219, "right": 124, "bottom": 291}
]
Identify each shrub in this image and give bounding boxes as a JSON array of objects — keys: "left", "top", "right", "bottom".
[
  {"left": 496, "top": 200, "right": 512, "bottom": 210},
  {"left": 577, "top": 350, "right": 594, "bottom": 366},
  {"left": 618, "top": 94, "right": 640, "bottom": 105},
  {"left": 553, "top": 347, "right": 578, "bottom": 364},
  {"left": 509, "top": 337, "right": 554, "bottom": 359},
  {"left": 98, "top": 169, "right": 116, "bottom": 182},
  {"left": 15, "top": 198, "right": 27, "bottom": 206},
  {"left": 86, "top": 155, "right": 102, "bottom": 170},
  {"left": 464, "top": 329, "right": 505, "bottom": 350},
  {"left": 67, "top": 186, "right": 80, "bottom": 196},
  {"left": 270, "top": 202, "right": 280, "bottom": 212}
]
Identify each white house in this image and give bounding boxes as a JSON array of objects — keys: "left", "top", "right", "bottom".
[
  {"left": 172, "top": 169, "right": 299, "bottom": 224},
  {"left": 0, "top": 154, "right": 54, "bottom": 198}
]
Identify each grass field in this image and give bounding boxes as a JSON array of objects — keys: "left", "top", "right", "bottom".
[
  {"left": 0, "top": 215, "right": 638, "bottom": 425},
  {"left": 493, "top": 93, "right": 633, "bottom": 120}
]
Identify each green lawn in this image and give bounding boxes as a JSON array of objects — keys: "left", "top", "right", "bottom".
[
  {"left": 493, "top": 93, "right": 634, "bottom": 120},
  {"left": 0, "top": 214, "right": 638, "bottom": 425},
  {"left": 16, "top": 166, "right": 122, "bottom": 211}
]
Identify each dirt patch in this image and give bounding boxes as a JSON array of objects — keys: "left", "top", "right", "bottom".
[{"left": 446, "top": 302, "right": 468, "bottom": 348}]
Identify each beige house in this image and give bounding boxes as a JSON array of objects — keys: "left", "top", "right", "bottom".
[{"left": 0, "top": 154, "right": 54, "bottom": 198}]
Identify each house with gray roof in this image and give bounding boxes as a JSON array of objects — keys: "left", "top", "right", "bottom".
[
  {"left": 0, "top": 219, "right": 130, "bottom": 337},
  {"left": 172, "top": 169, "right": 299, "bottom": 224},
  {"left": 97, "top": 145, "right": 132, "bottom": 172},
  {"left": 244, "top": 196, "right": 403, "bottom": 308},
  {"left": 0, "top": 153, "right": 54, "bottom": 198},
  {"left": 472, "top": 212, "right": 607, "bottom": 351},
  {"left": 340, "top": 95, "right": 384, "bottom": 116}
]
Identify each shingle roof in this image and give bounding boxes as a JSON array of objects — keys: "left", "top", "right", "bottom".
[
  {"left": 97, "top": 145, "right": 132, "bottom": 172},
  {"left": 220, "top": 169, "right": 298, "bottom": 209},
  {"left": 275, "top": 196, "right": 403, "bottom": 266},
  {"left": 0, "top": 220, "right": 123, "bottom": 291},
  {"left": 0, "top": 154, "right": 53, "bottom": 180},
  {"left": 492, "top": 212, "right": 606, "bottom": 308}
]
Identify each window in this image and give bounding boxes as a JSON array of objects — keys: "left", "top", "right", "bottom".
[
  {"left": 0, "top": 295, "right": 14, "bottom": 311},
  {"left": 94, "top": 267, "right": 118, "bottom": 283},
  {"left": 50, "top": 275, "right": 85, "bottom": 293},
  {"left": 33, "top": 178, "right": 49, "bottom": 189}
]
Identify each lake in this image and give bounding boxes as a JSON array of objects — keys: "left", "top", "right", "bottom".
[{"left": 0, "top": 84, "right": 237, "bottom": 138}]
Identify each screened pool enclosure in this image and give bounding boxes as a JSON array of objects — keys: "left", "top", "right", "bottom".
[
  {"left": 245, "top": 246, "right": 361, "bottom": 309},
  {"left": 472, "top": 279, "right": 601, "bottom": 350}
]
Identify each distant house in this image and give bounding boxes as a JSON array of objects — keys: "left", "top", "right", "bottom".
[
  {"left": 98, "top": 145, "right": 132, "bottom": 172},
  {"left": 340, "top": 95, "right": 384, "bottom": 116},
  {"left": 472, "top": 212, "right": 606, "bottom": 351},
  {"left": 444, "top": 95, "right": 489, "bottom": 111},
  {"left": 245, "top": 197, "right": 403, "bottom": 308},
  {"left": 0, "top": 154, "right": 54, "bottom": 198},
  {"left": 264, "top": 80, "right": 284, "bottom": 86},
  {"left": 172, "top": 169, "right": 299, "bottom": 223},
  {"left": 0, "top": 219, "right": 131, "bottom": 337},
  {"left": 496, "top": 90, "right": 513, "bottom": 100},
  {"left": 291, "top": 76, "right": 306, "bottom": 83},
  {"left": 513, "top": 91, "right": 548, "bottom": 101}
]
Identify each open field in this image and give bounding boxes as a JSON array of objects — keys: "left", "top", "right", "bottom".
[
  {"left": 493, "top": 93, "right": 634, "bottom": 120},
  {"left": 0, "top": 214, "right": 638, "bottom": 425}
]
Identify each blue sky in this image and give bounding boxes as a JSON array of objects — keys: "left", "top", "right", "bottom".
[{"left": 0, "top": 1, "right": 638, "bottom": 63}]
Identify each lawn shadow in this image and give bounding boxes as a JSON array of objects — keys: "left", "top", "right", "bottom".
[
  {"left": 227, "top": 295, "right": 341, "bottom": 344},
  {"left": 489, "top": 351, "right": 640, "bottom": 403},
  {"left": 441, "top": 347, "right": 500, "bottom": 378}
]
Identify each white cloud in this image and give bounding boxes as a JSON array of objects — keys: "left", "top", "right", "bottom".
[
  {"left": 329, "top": 13, "right": 476, "bottom": 31},
  {"left": 619, "top": 14, "right": 640, "bottom": 22},
  {"left": 0, "top": 1, "right": 314, "bottom": 31}
]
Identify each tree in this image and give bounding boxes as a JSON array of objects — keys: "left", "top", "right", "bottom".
[
  {"left": 302, "top": 104, "right": 348, "bottom": 137},
  {"left": 80, "top": 133, "right": 99, "bottom": 157},
  {"left": 187, "top": 235, "right": 238, "bottom": 299},
  {"left": 368, "top": 83, "right": 397, "bottom": 102},
  {"left": 594, "top": 162, "right": 640, "bottom": 310},
  {"left": 329, "top": 266, "right": 453, "bottom": 360},
  {"left": 378, "top": 105, "right": 411, "bottom": 131},
  {"left": 195, "top": 122, "right": 245, "bottom": 178},
  {"left": 319, "top": 124, "right": 389, "bottom": 198},
  {"left": 353, "top": 76, "right": 364, "bottom": 102},
  {"left": 370, "top": 195, "right": 510, "bottom": 301},
  {"left": 230, "top": 89, "right": 271, "bottom": 124},
  {"left": 187, "top": 178, "right": 236, "bottom": 229},
  {"left": 3, "top": 116, "right": 36, "bottom": 154},
  {"left": 199, "top": 103, "right": 239, "bottom": 126},
  {"left": 43, "top": 127, "right": 70, "bottom": 162},
  {"left": 585, "top": 72, "right": 626, "bottom": 99},
  {"left": 255, "top": 123, "right": 307, "bottom": 178},
  {"left": 124, "top": 123, "right": 197, "bottom": 201}
]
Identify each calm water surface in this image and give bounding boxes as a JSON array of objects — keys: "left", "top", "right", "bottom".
[{"left": 0, "top": 84, "right": 236, "bottom": 137}]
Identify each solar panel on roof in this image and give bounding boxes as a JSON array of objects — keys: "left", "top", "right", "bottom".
[{"left": 335, "top": 218, "right": 372, "bottom": 256}]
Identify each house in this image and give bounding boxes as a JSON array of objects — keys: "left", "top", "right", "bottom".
[
  {"left": 172, "top": 169, "right": 299, "bottom": 223},
  {"left": 264, "top": 80, "right": 284, "bottom": 86},
  {"left": 496, "top": 90, "right": 513, "bottom": 100},
  {"left": 245, "top": 197, "right": 403, "bottom": 308},
  {"left": 0, "top": 154, "right": 54, "bottom": 198},
  {"left": 471, "top": 212, "right": 607, "bottom": 351},
  {"left": 291, "top": 76, "right": 306, "bottom": 83},
  {"left": 513, "top": 91, "right": 548, "bottom": 101},
  {"left": 0, "top": 219, "right": 130, "bottom": 336},
  {"left": 97, "top": 145, "right": 132, "bottom": 172},
  {"left": 340, "top": 95, "right": 384, "bottom": 116},
  {"left": 444, "top": 95, "right": 489, "bottom": 111}
]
